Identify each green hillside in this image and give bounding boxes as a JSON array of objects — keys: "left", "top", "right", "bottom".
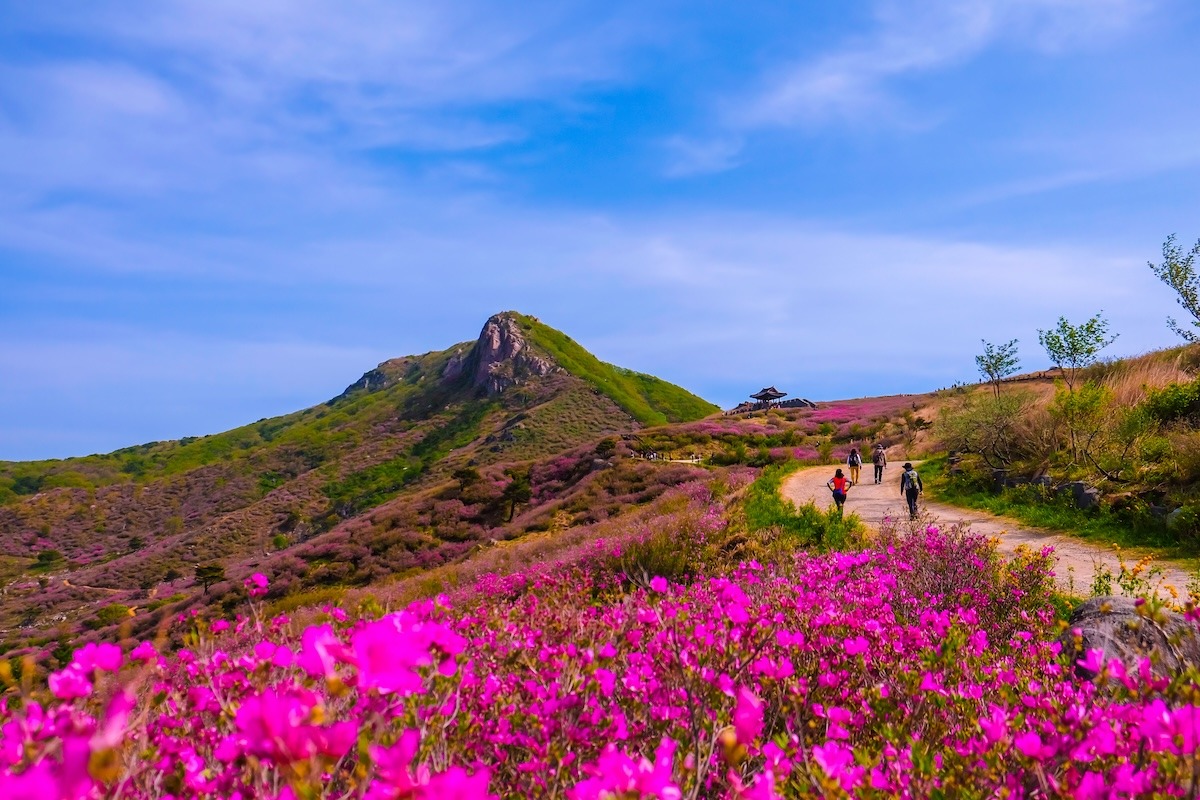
[
  {"left": 0, "top": 313, "right": 716, "bottom": 509},
  {"left": 0, "top": 348, "right": 453, "bottom": 503},
  {"left": 514, "top": 313, "right": 718, "bottom": 425}
]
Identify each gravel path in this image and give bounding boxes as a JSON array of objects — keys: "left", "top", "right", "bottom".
[{"left": 781, "top": 462, "right": 1194, "bottom": 597}]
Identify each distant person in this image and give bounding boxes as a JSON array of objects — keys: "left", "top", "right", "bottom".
[
  {"left": 827, "top": 468, "right": 852, "bottom": 516},
  {"left": 872, "top": 445, "right": 887, "bottom": 484},
  {"left": 846, "top": 447, "right": 862, "bottom": 484},
  {"left": 900, "top": 462, "right": 922, "bottom": 519}
]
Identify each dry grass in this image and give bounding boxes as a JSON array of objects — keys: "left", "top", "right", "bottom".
[{"left": 1088, "top": 348, "right": 1197, "bottom": 406}]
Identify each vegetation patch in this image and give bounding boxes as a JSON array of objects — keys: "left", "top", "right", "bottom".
[{"left": 516, "top": 313, "right": 718, "bottom": 425}]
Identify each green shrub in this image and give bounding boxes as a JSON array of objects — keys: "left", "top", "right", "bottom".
[
  {"left": 743, "top": 463, "right": 862, "bottom": 547},
  {"left": 87, "top": 604, "right": 132, "bottom": 630},
  {"left": 1144, "top": 378, "right": 1200, "bottom": 424},
  {"left": 1167, "top": 503, "right": 1200, "bottom": 550}
]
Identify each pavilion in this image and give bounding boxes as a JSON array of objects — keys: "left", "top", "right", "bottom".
[{"left": 750, "top": 386, "right": 787, "bottom": 409}]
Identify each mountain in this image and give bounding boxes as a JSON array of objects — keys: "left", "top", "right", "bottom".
[{"left": 0, "top": 312, "right": 717, "bottom": 645}]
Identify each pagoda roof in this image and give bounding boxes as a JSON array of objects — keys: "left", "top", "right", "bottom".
[{"left": 750, "top": 386, "right": 787, "bottom": 401}]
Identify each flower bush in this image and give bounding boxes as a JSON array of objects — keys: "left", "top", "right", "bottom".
[{"left": 4, "top": 504, "right": 1200, "bottom": 798}]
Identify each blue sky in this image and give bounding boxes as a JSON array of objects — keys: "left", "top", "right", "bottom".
[{"left": 3, "top": 0, "right": 1200, "bottom": 460}]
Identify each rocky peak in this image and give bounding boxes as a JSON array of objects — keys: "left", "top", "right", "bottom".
[{"left": 443, "top": 313, "right": 557, "bottom": 395}]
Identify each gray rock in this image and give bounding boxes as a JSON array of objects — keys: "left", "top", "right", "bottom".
[
  {"left": 1059, "top": 596, "right": 1200, "bottom": 679},
  {"left": 1057, "top": 481, "right": 1101, "bottom": 510},
  {"left": 441, "top": 313, "right": 559, "bottom": 395},
  {"left": 1166, "top": 507, "right": 1186, "bottom": 529},
  {"left": 442, "top": 348, "right": 467, "bottom": 381}
]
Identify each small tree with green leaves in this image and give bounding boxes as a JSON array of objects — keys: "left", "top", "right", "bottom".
[
  {"left": 1148, "top": 233, "right": 1200, "bottom": 342},
  {"left": 975, "top": 339, "right": 1020, "bottom": 397},
  {"left": 501, "top": 469, "right": 532, "bottom": 522},
  {"left": 1038, "top": 313, "right": 1118, "bottom": 461},
  {"left": 195, "top": 563, "right": 226, "bottom": 595},
  {"left": 935, "top": 391, "right": 1037, "bottom": 470},
  {"left": 1037, "top": 313, "right": 1118, "bottom": 393}
]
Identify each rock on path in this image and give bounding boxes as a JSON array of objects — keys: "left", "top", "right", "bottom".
[{"left": 780, "top": 462, "right": 1193, "bottom": 597}]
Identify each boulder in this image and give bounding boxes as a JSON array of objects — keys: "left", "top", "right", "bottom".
[
  {"left": 1059, "top": 596, "right": 1200, "bottom": 679},
  {"left": 1166, "top": 507, "right": 1186, "bottom": 530},
  {"left": 1057, "top": 481, "right": 1100, "bottom": 510}
]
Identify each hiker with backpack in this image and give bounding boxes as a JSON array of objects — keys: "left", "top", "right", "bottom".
[
  {"left": 846, "top": 447, "right": 862, "bottom": 484},
  {"left": 827, "top": 468, "right": 852, "bottom": 516},
  {"left": 900, "top": 462, "right": 922, "bottom": 519},
  {"left": 872, "top": 444, "right": 887, "bottom": 484}
]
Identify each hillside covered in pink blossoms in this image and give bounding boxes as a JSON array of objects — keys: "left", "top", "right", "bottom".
[{"left": 6, "top": 472, "right": 1200, "bottom": 798}]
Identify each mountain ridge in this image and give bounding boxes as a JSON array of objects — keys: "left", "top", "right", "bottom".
[{"left": 0, "top": 311, "right": 718, "bottom": 643}]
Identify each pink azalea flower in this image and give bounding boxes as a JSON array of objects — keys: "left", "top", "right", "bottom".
[
  {"left": 843, "top": 636, "right": 870, "bottom": 657},
  {"left": 72, "top": 641, "right": 123, "bottom": 673},
  {"left": 233, "top": 687, "right": 357, "bottom": 765},
  {"left": 351, "top": 613, "right": 466, "bottom": 694},
  {"left": 1014, "top": 731, "right": 1044, "bottom": 759},
  {"left": 1074, "top": 771, "right": 1107, "bottom": 800},
  {"left": 244, "top": 572, "right": 270, "bottom": 598},
  {"left": 1076, "top": 648, "right": 1105, "bottom": 675},
  {"left": 47, "top": 666, "right": 92, "bottom": 700},
  {"left": 812, "top": 741, "right": 862, "bottom": 791},
  {"left": 595, "top": 668, "right": 617, "bottom": 698},
  {"left": 420, "top": 767, "right": 495, "bottom": 799},
  {"left": 129, "top": 641, "right": 157, "bottom": 662},
  {"left": 298, "top": 623, "right": 347, "bottom": 679},
  {"left": 570, "top": 738, "right": 681, "bottom": 800},
  {"left": 733, "top": 686, "right": 764, "bottom": 743}
]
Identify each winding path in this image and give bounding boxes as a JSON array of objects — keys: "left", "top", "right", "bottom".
[{"left": 781, "top": 462, "right": 1193, "bottom": 597}]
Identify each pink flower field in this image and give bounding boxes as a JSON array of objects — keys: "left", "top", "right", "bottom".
[{"left": 4, "top": 495, "right": 1200, "bottom": 799}]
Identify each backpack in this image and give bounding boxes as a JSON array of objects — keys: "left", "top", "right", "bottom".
[
  {"left": 848, "top": 451, "right": 861, "bottom": 467},
  {"left": 904, "top": 470, "right": 920, "bottom": 492}
]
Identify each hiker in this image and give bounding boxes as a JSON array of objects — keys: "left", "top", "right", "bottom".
[
  {"left": 872, "top": 444, "right": 887, "bottom": 484},
  {"left": 846, "top": 447, "right": 862, "bottom": 484},
  {"left": 900, "top": 462, "right": 922, "bottom": 519},
  {"left": 827, "top": 468, "right": 852, "bottom": 516}
]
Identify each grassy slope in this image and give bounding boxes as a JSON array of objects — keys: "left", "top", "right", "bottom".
[
  {"left": 514, "top": 313, "right": 718, "bottom": 425},
  {"left": 0, "top": 350, "right": 458, "bottom": 502},
  {"left": 919, "top": 344, "right": 1200, "bottom": 554}
]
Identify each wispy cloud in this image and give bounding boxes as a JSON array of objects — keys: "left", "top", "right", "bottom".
[
  {"left": 662, "top": 136, "right": 744, "bottom": 177},
  {"left": 737, "top": 0, "right": 1150, "bottom": 130}
]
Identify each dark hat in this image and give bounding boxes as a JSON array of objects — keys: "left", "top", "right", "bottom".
[{"left": 903, "top": 462, "right": 913, "bottom": 469}]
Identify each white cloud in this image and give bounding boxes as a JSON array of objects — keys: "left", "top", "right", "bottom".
[
  {"left": 3, "top": 196, "right": 1180, "bottom": 457},
  {"left": 737, "top": 0, "right": 1151, "bottom": 130},
  {"left": 662, "top": 136, "right": 744, "bottom": 177},
  {"left": 15, "top": 1, "right": 653, "bottom": 121}
]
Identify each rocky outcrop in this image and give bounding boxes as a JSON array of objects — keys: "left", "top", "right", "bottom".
[
  {"left": 1060, "top": 596, "right": 1200, "bottom": 679},
  {"left": 334, "top": 357, "right": 414, "bottom": 401},
  {"left": 443, "top": 313, "right": 557, "bottom": 395},
  {"left": 341, "top": 367, "right": 390, "bottom": 396}
]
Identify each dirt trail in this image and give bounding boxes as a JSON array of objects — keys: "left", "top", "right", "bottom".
[{"left": 781, "top": 462, "right": 1194, "bottom": 597}]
